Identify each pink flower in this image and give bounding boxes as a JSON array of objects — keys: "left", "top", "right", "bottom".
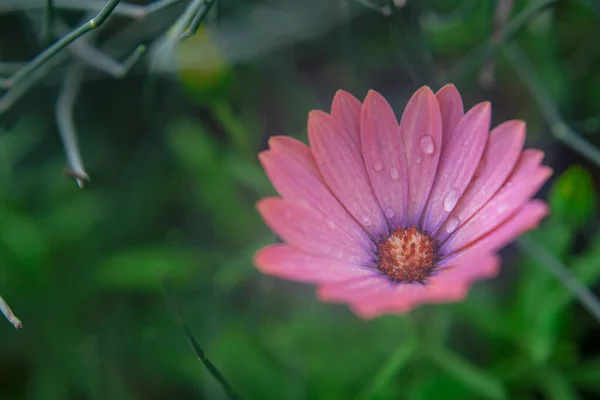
[{"left": 254, "top": 85, "right": 552, "bottom": 318}]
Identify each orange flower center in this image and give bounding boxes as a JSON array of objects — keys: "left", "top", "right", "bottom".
[{"left": 377, "top": 226, "right": 437, "bottom": 283}]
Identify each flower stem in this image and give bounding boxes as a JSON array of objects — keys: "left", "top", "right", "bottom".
[
  {"left": 448, "top": 0, "right": 559, "bottom": 83},
  {"left": 518, "top": 236, "right": 600, "bottom": 324},
  {"left": 505, "top": 44, "right": 600, "bottom": 168}
]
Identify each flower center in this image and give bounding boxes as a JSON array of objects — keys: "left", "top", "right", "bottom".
[{"left": 377, "top": 226, "right": 437, "bottom": 284}]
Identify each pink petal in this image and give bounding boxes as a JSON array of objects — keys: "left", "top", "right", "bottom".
[
  {"left": 349, "top": 284, "right": 428, "bottom": 318},
  {"left": 434, "top": 253, "right": 501, "bottom": 286},
  {"left": 267, "top": 136, "right": 315, "bottom": 172},
  {"left": 435, "top": 120, "right": 526, "bottom": 241},
  {"left": 436, "top": 84, "right": 464, "bottom": 148},
  {"left": 254, "top": 244, "right": 375, "bottom": 283},
  {"left": 354, "top": 254, "right": 500, "bottom": 318},
  {"left": 257, "top": 197, "right": 375, "bottom": 265},
  {"left": 259, "top": 148, "right": 375, "bottom": 253},
  {"left": 316, "top": 275, "right": 394, "bottom": 304},
  {"left": 441, "top": 150, "right": 552, "bottom": 255},
  {"left": 331, "top": 90, "right": 362, "bottom": 149},
  {"left": 441, "top": 200, "right": 549, "bottom": 266},
  {"left": 360, "top": 90, "right": 408, "bottom": 228},
  {"left": 399, "top": 86, "right": 443, "bottom": 226},
  {"left": 308, "top": 110, "right": 388, "bottom": 239},
  {"left": 422, "top": 102, "right": 491, "bottom": 233}
]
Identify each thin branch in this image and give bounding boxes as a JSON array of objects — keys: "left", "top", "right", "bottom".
[
  {"left": 348, "top": 0, "right": 392, "bottom": 16},
  {"left": 0, "top": 0, "right": 121, "bottom": 115},
  {"left": 162, "top": 285, "right": 243, "bottom": 400},
  {"left": 71, "top": 42, "right": 147, "bottom": 78},
  {"left": 478, "top": 0, "right": 513, "bottom": 88},
  {"left": 149, "top": 0, "right": 206, "bottom": 71},
  {"left": 0, "top": 0, "right": 140, "bottom": 18},
  {"left": 518, "top": 236, "right": 600, "bottom": 324},
  {"left": 447, "top": 0, "right": 559, "bottom": 83},
  {"left": 180, "top": 323, "right": 243, "bottom": 400},
  {"left": 52, "top": 17, "right": 146, "bottom": 78},
  {"left": 0, "top": 295, "right": 22, "bottom": 329},
  {"left": 180, "top": 0, "right": 217, "bottom": 41},
  {"left": 56, "top": 64, "right": 89, "bottom": 187},
  {"left": 505, "top": 44, "right": 600, "bottom": 167}
]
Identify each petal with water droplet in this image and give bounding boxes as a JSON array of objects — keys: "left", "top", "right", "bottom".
[
  {"left": 422, "top": 102, "right": 490, "bottom": 233},
  {"left": 257, "top": 197, "right": 376, "bottom": 265},
  {"left": 435, "top": 120, "right": 526, "bottom": 242},
  {"left": 441, "top": 151, "right": 552, "bottom": 255},
  {"left": 260, "top": 142, "right": 375, "bottom": 253},
  {"left": 359, "top": 90, "right": 408, "bottom": 229},
  {"left": 440, "top": 200, "right": 549, "bottom": 266},
  {"left": 309, "top": 110, "right": 388, "bottom": 239},
  {"left": 400, "top": 87, "right": 443, "bottom": 226}
]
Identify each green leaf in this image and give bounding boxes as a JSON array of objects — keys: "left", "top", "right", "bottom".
[
  {"left": 96, "top": 247, "right": 196, "bottom": 289},
  {"left": 428, "top": 346, "right": 507, "bottom": 400},
  {"left": 0, "top": 209, "right": 49, "bottom": 275},
  {"left": 564, "top": 358, "right": 600, "bottom": 393},
  {"left": 549, "top": 165, "right": 597, "bottom": 231},
  {"left": 355, "top": 339, "right": 417, "bottom": 400},
  {"left": 540, "top": 369, "right": 581, "bottom": 400}
]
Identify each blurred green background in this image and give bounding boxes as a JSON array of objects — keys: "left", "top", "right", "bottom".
[{"left": 1, "top": 0, "right": 600, "bottom": 399}]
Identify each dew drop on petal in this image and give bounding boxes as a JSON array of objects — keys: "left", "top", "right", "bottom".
[
  {"left": 445, "top": 216, "right": 460, "bottom": 233},
  {"left": 325, "top": 220, "right": 336, "bottom": 231},
  {"left": 419, "top": 135, "right": 435, "bottom": 155},
  {"left": 415, "top": 156, "right": 423, "bottom": 164},
  {"left": 360, "top": 213, "right": 372, "bottom": 226},
  {"left": 443, "top": 189, "right": 460, "bottom": 212},
  {"left": 411, "top": 196, "right": 416, "bottom": 202},
  {"left": 373, "top": 160, "right": 384, "bottom": 172},
  {"left": 384, "top": 208, "right": 395, "bottom": 218},
  {"left": 496, "top": 204, "right": 507, "bottom": 215},
  {"left": 389, "top": 166, "right": 399, "bottom": 180}
]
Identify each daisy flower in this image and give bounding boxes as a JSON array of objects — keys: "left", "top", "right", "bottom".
[{"left": 254, "top": 85, "right": 552, "bottom": 318}]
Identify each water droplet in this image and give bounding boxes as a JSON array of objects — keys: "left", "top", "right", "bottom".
[
  {"left": 419, "top": 135, "right": 435, "bottom": 155},
  {"left": 443, "top": 189, "right": 460, "bottom": 212},
  {"left": 415, "top": 156, "right": 423, "bottom": 164},
  {"left": 445, "top": 216, "right": 460, "bottom": 233},
  {"left": 389, "top": 166, "right": 399, "bottom": 180},
  {"left": 443, "top": 172, "right": 449, "bottom": 179},
  {"left": 474, "top": 159, "right": 486, "bottom": 178},
  {"left": 496, "top": 204, "right": 507, "bottom": 215},
  {"left": 325, "top": 220, "right": 336, "bottom": 231},
  {"left": 360, "top": 213, "right": 372, "bottom": 226},
  {"left": 411, "top": 196, "right": 416, "bottom": 202},
  {"left": 384, "top": 208, "right": 395, "bottom": 218},
  {"left": 373, "top": 160, "right": 384, "bottom": 172},
  {"left": 464, "top": 139, "right": 470, "bottom": 146}
]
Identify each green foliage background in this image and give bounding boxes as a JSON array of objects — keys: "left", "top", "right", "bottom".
[{"left": 1, "top": 0, "right": 600, "bottom": 399}]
